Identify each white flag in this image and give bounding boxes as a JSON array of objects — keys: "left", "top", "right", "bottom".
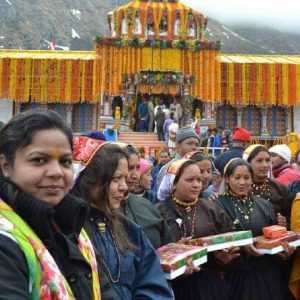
[{"left": 72, "top": 28, "right": 80, "bottom": 39}]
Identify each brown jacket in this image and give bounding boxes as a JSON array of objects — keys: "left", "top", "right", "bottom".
[{"left": 157, "top": 198, "right": 233, "bottom": 242}]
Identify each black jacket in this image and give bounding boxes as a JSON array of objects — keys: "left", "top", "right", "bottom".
[
  {"left": 121, "top": 193, "right": 173, "bottom": 249},
  {"left": 0, "top": 177, "right": 93, "bottom": 300}
]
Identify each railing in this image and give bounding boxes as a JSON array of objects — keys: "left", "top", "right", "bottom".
[{"left": 147, "top": 146, "right": 228, "bottom": 159}]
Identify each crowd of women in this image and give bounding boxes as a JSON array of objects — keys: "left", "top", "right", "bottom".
[{"left": 1, "top": 109, "right": 300, "bottom": 300}]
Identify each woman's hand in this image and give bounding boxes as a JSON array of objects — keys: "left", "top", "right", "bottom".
[
  {"left": 177, "top": 237, "right": 192, "bottom": 244},
  {"left": 277, "top": 213, "right": 287, "bottom": 227},
  {"left": 208, "top": 192, "right": 219, "bottom": 202},
  {"left": 243, "top": 244, "right": 264, "bottom": 257},
  {"left": 277, "top": 242, "right": 295, "bottom": 260},
  {"left": 183, "top": 257, "right": 201, "bottom": 277},
  {"left": 214, "top": 247, "right": 240, "bottom": 265}
]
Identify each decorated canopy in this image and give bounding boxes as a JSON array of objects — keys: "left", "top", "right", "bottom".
[
  {"left": 107, "top": 0, "right": 207, "bottom": 40},
  {"left": 220, "top": 54, "right": 300, "bottom": 106},
  {"left": 0, "top": 50, "right": 95, "bottom": 103}
]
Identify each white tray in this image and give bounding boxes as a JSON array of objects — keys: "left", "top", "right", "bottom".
[
  {"left": 205, "top": 238, "right": 253, "bottom": 252},
  {"left": 165, "top": 255, "right": 208, "bottom": 280},
  {"left": 256, "top": 239, "right": 300, "bottom": 255}
]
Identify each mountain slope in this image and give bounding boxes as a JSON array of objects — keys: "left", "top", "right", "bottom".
[
  {"left": 0, "top": 0, "right": 116, "bottom": 50},
  {"left": 0, "top": 0, "right": 299, "bottom": 54},
  {"left": 206, "top": 19, "right": 300, "bottom": 54}
]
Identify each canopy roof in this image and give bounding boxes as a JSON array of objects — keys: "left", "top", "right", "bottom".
[
  {"left": 0, "top": 50, "right": 95, "bottom": 60},
  {"left": 220, "top": 54, "right": 300, "bottom": 64}
]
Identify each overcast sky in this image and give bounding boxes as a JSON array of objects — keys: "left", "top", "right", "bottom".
[{"left": 182, "top": 0, "right": 300, "bottom": 33}]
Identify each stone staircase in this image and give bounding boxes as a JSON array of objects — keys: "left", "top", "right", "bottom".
[{"left": 118, "top": 132, "right": 166, "bottom": 156}]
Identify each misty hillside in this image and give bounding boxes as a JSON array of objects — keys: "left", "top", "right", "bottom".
[
  {"left": 0, "top": 0, "right": 299, "bottom": 54},
  {"left": 0, "top": 0, "right": 121, "bottom": 50},
  {"left": 209, "top": 20, "right": 300, "bottom": 54}
]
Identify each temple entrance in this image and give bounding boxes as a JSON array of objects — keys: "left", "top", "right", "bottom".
[{"left": 132, "top": 93, "right": 182, "bottom": 132}]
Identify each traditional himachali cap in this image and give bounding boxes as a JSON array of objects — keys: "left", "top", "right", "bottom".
[
  {"left": 139, "top": 159, "right": 152, "bottom": 176},
  {"left": 232, "top": 127, "right": 251, "bottom": 142},
  {"left": 223, "top": 157, "right": 243, "bottom": 177},
  {"left": 175, "top": 127, "right": 200, "bottom": 144},
  {"left": 242, "top": 144, "right": 264, "bottom": 162},
  {"left": 157, "top": 158, "right": 189, "bottom": 201},
  {"left": 72, "top": 136, "right": 107, "bottom": 180},
  {"left": 269, "top": 144, "right": 292, "bottom": 164}
]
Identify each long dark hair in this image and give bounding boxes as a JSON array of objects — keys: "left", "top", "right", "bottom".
[{"left": 72, "top": 143, "right": 132, "bottom": 251}]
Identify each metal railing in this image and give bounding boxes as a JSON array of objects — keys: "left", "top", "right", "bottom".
[{"left": 147, "top": 146, "right": 228, "bottom": 159}]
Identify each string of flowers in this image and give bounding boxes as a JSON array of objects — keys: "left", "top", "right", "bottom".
[
  {"left": 95, "top": 36, "right": 221, "bottom": 51},
  {"left": 122, "top": 71, "right": 195, "bottom": 86}
]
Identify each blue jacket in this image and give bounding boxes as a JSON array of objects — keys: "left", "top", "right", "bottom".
[{"left": 85, "top": 208, "right": 174, "bottom": 300}]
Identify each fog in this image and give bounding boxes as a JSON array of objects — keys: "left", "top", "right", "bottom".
[{"left": 182, "top": 0, "right": 300, "bottom": 33}]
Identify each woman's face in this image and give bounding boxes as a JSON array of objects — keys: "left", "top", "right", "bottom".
[
  {"left": 127, "top": 154, "right": 140, "bottom": 193},
  {"left": 227, "top": 165, "right": 252, "bottom": 198},
  {"left": 271, "top": 153, "right": 285, "bottom": 169},
  {"left": 1, "top": 129, "right": 73, "bottom": 205},
  {"left": 196, "top": 159, "right": 212, "bottom": 190},
  {"left": 174, "top": 164, "right": 202, "bottom": 202},
  {"left": 140, "top": 168, "right": 152, "bottom": 190},
  {"left": 108, "top": 158, "right": 128, "bottom": 210},
  {"left": 250, "top": 151, "right": 271, "bottom": 181},
  {"left": 177, "top": 138, "right": 199, "bottom": 157}
]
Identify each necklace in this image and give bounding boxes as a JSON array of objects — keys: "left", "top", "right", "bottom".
[
  {"left": 232, "top": 196, "right": 254, "bottom": 221},
  {"left": 224, "top": 191, "right": 254, "bottom": 222},
  {"left": 252, "top": 179, "right": 272, "bottom": 201},
  {"left": 173, "top": 196, "right": 199, "bottom": 213},
  {"left": 96, "top": 222, "right": 121, "bottom": 284},
  {"left": 173, "top": 197, "right": 198, "bottom": 237}
]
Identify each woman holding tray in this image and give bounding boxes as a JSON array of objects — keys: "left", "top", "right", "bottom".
[
  {"left": 158, "top": 158, "right": 240, "bottom": 300},
  {"left": 243, "top": 144, "right": 293, "bottom": 227},
  {"left": 72, "top": 141, "right": 173, "bottom": 300},
  {"left": 217, "top": 158, "right": 294, "bottom": 300}
]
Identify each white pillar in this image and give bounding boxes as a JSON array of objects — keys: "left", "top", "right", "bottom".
[
  {"left": 237, "top": 106, "right": 242, "bottom": 127},
  {"left": 293, "top": 106, "right": 300, "bottom": 133},
  {"left": 261, "top": 107, "right": 270, "bottom": 136},
  {"left": 66, "top": 105, "right": 73, "bottom": 127},
  {"left": 0, "top": 100, "right": 13, "bottom": 123}
]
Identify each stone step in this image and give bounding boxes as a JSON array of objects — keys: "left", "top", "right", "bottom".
[{"left": 118, "top": 132, "right": 166, "bottom": 155}]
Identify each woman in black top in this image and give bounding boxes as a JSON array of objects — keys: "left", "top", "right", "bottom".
[
  {"left": 217, "top": 158, "right": 294, "bottom": 300},
  {"left": 158, "top": 159, "right": 238, "bottom": 300}
]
